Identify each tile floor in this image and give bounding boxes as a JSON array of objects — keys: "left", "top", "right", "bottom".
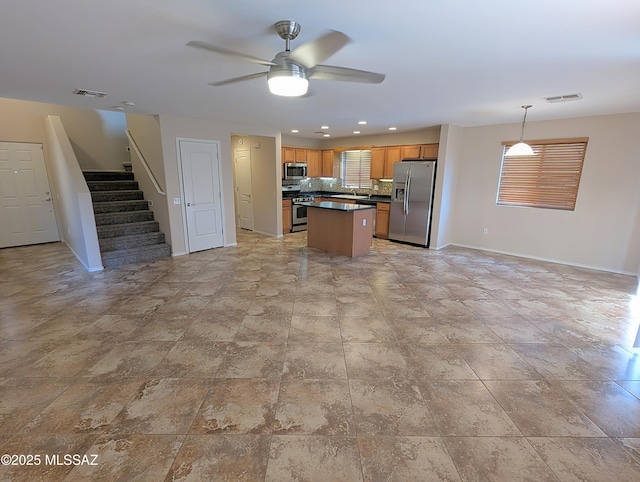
[{"left": 1, "top": 230, "right": 640, "bottom": 481}]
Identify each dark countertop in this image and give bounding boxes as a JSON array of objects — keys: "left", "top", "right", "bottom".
[{"left": 303, "top": 201, "right": 376, "bottom": 212}]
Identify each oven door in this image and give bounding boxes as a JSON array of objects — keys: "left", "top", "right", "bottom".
[{"left": 291, "top": 203, "right": 308, "bottom": 231}]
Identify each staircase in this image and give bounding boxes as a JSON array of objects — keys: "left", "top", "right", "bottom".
[{"left": 83, "top": 170, "right": 171, "bottom": 268}]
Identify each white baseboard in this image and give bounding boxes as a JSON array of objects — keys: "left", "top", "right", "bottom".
[{"left": 449, "top": 243, "right": 636, "bottom": 276}]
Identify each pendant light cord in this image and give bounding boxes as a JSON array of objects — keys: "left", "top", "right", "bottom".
[{"left": 519, "top": 105, "right": 532, "bottom": 142}]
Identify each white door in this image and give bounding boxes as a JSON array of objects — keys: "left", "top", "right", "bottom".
[
  {"left": 235, "top": 148, "right": 254, "bottom": 230},
  {"left": 0, "top": 142, "right": 59, "bottom": 248},
  {"left": 179, "top": 140, "right": 224, "bottom": 252}
]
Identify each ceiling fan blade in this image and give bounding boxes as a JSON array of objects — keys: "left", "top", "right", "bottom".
[
  {"left": 187, "top": 40, "right": 276, "bottom": 67},
  {"left": 310, "top": 64, "right": 385, "bottom": 84},
  {"left": 288, "top": 30, "right": 351, "bottom": 68},
  {"left": 209, "top": 71, "right": 268, "bottom": 86}
]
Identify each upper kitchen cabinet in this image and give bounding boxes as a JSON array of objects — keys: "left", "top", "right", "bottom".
[
  {"left": 384, "top": 146, "right": 402, "bottom": 178},
  {"left": 370, "top": 147, "right": 386, "bottom": 179},
  {"left": 371, "top": 146, "right": 402, "bottom": 179},
  {"left": 322, "top": 150, "right": 335, "bottom": 177},
  {"left": 401, "top": 143, "right": 439, "bottom": 159},
  {"left": 282, "top": 147, "right": 307, "bottom": 164},
  {"left": 306, "top": 149, "right": 321, "bottom": 178}
]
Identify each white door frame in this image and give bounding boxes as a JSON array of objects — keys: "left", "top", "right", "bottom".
[{"left": 175, "top": 137, "right": 225, "bottom": 253}]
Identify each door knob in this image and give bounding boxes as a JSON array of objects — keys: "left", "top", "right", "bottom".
[
  {"left": 187, "top": 202, "right": 196, "bottom": 207},
  {"left": 44, "top": 198, "right": 51, "bottom": 202}
]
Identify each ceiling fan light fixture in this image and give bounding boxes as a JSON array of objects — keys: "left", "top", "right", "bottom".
[
  {"left": 505, "top": 105, "right": 535, "bottom": 157},
  {"left": 267, "top": 65, "right": 308, "bottom": 97}
]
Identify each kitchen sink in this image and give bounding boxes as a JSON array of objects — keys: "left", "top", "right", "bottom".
[{"left": 330, "top": 194, "right": 369, "bottom": 200}]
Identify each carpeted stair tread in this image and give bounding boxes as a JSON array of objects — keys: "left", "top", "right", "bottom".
[
  {"left": 92, "top": 200, "right": 149, "bottom": 214},
  {"left": 91, "top": 190, "right": 144, "bottom": 202},
  {"left": 96, "top": 220, "right": 160, "bottom": 238},
  {"left": 83, "top": 170, "right": 134, "bottom": 182},
  {"left": 86, "top": 180, "right": 139, "bottom": 191},
  {"left": 101, "top": 243, "right": 172, "bottom": 268},
  {"left": 94, "top": 210, "right": 154, "bottom": 226},
  {"left": 99, "top": 232, "right": 166, "bottom": 252}
]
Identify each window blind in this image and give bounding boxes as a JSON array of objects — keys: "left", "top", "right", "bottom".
[
  {"left": 341, "top": 150, "right": 372, "bottom": 188},
  {"left": 497, "top": 138, "right": 588, "bottom": 210}
]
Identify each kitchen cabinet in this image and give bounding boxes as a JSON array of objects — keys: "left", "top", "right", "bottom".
[
  {"left": 306, "top": 149, "right": 321, "bottom": 178},
  {"left": 401, "top": 143, "right": 439, "bottom": 159},
  {"left": 370, "top": 147, "right": 386, "bottom": 179},
  {"left": 283, "top": 147, "right": 295, "bottom": 162},
  {"left": 321, "top": 149, "right": 335, "bottom": 177},
  {"left": 384, "top": 146, "right": 402, "bottom": 178},
  {"left": 371, "top": 146, "right": 401, "bottom": 179},
  {"left": 282, "top": 199, "right": 292, "bottom": 234},
  {"left": 375, "top": 202, "right": 390, "bottom": 239}
]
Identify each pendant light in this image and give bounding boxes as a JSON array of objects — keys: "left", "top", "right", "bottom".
[{"left": 505, "top": 105, "right": 534, "bottom": 156}]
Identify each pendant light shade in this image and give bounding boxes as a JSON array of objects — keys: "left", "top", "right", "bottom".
[{"left": 505, "top": 105, "right": 534, "bottom": 156}]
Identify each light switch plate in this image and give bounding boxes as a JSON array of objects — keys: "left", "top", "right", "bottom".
[{"left": 173, "top": 198, "right": 181, "bottom": 205}]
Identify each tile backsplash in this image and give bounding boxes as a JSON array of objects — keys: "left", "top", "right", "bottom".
[{"left": 300, "top": 178, "right": 392, "bottom": 196}]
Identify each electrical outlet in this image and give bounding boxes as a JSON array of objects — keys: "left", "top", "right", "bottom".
[
  {"left": 362, "top": 219, "right": 367, "bottom": 226},
  {"left": 148, "top": 200, "right": 153, "bottom": 207},
  {"left": 373, "top": 185, "right": 379, "bottom": 191},
  {"left": 482, "top": 228, "right": 488, "bottom": 235}
]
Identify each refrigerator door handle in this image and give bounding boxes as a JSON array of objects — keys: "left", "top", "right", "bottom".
[{"left": 405, "top": 169, "right": 411, "bottom": 216}]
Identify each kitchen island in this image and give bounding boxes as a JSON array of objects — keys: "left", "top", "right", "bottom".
[{"left": 303, "top": 201, "right": 376, "bottom": 257}]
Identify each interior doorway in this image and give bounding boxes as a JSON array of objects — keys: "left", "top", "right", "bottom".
[
  {"left": 0, "top": 142, "right": 60, "bottom": 248},
  {"left": 178, "top": 139, "right": 224, "bottom": 252},
  {"left": 234, "top": 147, "right": 254, "bottom": 230}
]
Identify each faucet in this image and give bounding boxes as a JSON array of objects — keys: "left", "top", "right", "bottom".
[{"left": 351, "top": 189, "right": 357, "bottom": 195}]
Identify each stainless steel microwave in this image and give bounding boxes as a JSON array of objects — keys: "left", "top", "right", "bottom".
[{"left": 283, "top": 162, "right": 307, "bottom": 180}]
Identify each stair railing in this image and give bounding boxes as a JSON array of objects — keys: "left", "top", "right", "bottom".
[{"left": 125, "top": 129, "right": 166, "bottom": 196}]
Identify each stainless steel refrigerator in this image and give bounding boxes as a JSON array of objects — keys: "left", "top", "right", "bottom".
[{"left": 389, "top": 160, "right": 436, "bottom": 247}]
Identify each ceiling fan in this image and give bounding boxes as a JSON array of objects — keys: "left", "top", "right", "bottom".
[{"left": 186, "top": 20, "right": 385, "bottom": 97}]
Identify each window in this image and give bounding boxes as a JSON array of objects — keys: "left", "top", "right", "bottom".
[
  {"left": 497, "top": 137, "right": 588, "bottom": 210},
  {"left": 341, "top": 150, "right": 372, "bottom": 188}
]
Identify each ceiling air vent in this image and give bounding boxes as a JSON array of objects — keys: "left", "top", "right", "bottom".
[
  {"left": 544, "top": 93, "right": 583, "bottom": 104},
  {"left": 73, "top": 88, "right": 107, "bottom": 98}
]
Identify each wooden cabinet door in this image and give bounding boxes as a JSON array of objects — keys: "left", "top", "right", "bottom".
[
  {"left": 402, "top": 145, "right": 421, "bottom": 159},
  {"left": 306, "top": 149, "right": 321, "bottom": 177},
  {"left": 420, "top": 143, "right": 439, "bottom": 159},
  {"left": 282, "top": 147, "right": 295, "bottom": 163},
  {"left": 375, "top": 202, "right": 390, "bottom": 238},
  {"left": 384, "top": 146, "right": 402, "bottom": 178},
  {"left": 322, "top": 150, "right": 334, "bottom": 177},
  {"left": 294, "top": 148, "right": 307, "bottom": 163},
  {"left": 282, "top": 200, "right": 292, "bottom": 234},
  {"left": 370, "top": 147, "right": 386, "bottom": 179}
]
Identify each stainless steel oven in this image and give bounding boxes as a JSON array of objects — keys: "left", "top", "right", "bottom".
[{"left": 291, "top": 195, "right": 314, "bottom": 232}]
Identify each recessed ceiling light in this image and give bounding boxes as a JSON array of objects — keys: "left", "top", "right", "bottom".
[
  {"left": 323, "top": 133, "right": 331, "bottom": 137},
  {"left": 358, "top": 121, "right": 367, "bottom": 125},
  {"left": 122, "top": 101, "right": 135, "bottom": 107},
  {"left": 388, "top": 127, "right": 397, "bottom": 131},
  {"left": 111, "top": 106, "right": 125, "bottom": 111},
  {"left": 353, "top": 131, "right": 361, "bottom": 134},
  {"left": 291, "top": 129, "right": 299, "bottom": 133},
  {"left": 321, "top": 125, "right": 329, "bottom": 130}
]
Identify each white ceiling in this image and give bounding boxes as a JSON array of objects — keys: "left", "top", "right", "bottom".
[{"left": 2, "top": 0, "right": 639, "bottom": 139}]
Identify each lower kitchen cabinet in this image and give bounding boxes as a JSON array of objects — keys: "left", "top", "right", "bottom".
[
  {"left": 282, "top": 199, "right": 292, "bottom": 234},
  {"left": 375, "top": 202, "right": 390, "bottom": 238}
]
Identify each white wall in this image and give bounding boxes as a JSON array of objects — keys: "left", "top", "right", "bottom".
[
  {"left": 0, "top": 98, "right": 128, "bottom": 170},
  {"left": 44, "top": 116, "right": 103, "bottom": 271},
  {"left": 155, "top": 114, "right": 282, "bottom": 255},
  {"left": 452, "top": 112, "right": 640, "bottom": 274},
  {"left": 430, "top": 124, "right": 463, "bottom": 249}
]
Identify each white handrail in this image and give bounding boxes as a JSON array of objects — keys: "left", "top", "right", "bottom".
[{"left": 125, "top": 129, "right": 166, "bottom": 196}]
